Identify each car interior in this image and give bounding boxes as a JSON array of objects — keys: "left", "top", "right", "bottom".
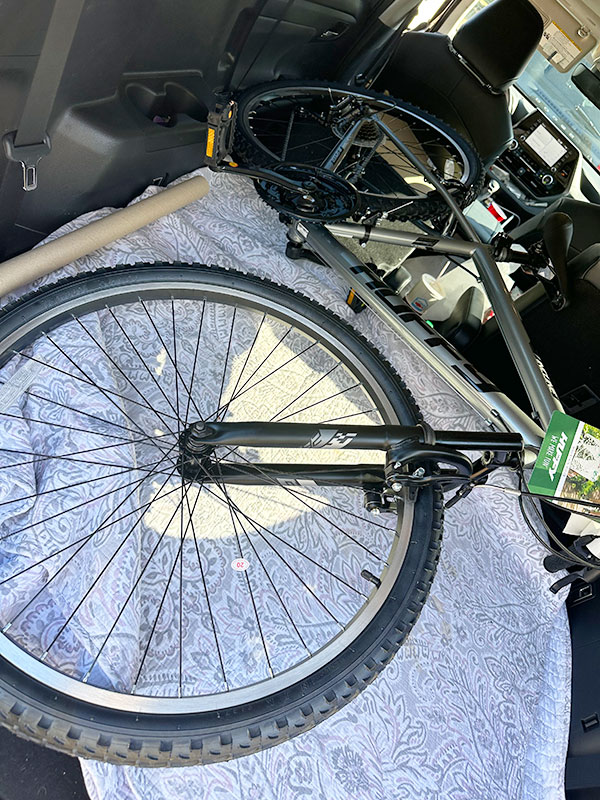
[{"left": 1, "top": 0, "right": 600, "bottom": 796}]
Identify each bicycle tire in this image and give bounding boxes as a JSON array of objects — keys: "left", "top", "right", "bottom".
[
  {"left": 233, "top": 80, "right": 484, "bottom": 222},
  {"left": 0, "top": 263, "right": 442, "bottom": 767}
]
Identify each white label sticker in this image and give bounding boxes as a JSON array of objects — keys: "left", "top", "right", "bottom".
[
  {"left": 540, "top": 21, "right": 581, "bottom": 70},
  {"left": 231, "top": 558, "right": 249, "bottom": 571},
  {"left": 0, "top": 360, "right": 44, "bottom": 412}
]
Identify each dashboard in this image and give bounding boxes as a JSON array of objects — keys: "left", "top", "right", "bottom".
[{"left": 494, "top": 109, "right": 579, "bottom": 199}]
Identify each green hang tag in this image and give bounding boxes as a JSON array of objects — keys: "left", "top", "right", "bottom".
[{"left": 528, "top": 411, "right": 600, "bottom": 514}]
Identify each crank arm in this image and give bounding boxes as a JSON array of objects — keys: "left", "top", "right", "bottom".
[{"left": 213, "top": 163, "right": 310, "bottom": 194}]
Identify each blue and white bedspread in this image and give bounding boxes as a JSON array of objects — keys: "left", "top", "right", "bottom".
[{"left": 9, "top": 170, "right": 570, "bottom": 800}]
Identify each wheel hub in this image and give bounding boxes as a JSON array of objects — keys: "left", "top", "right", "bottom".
[
  {"left": 332, "top": 116, "right": 381, "bottom": 148},
  {"left": 178, "top": 420, "right": 215, "bottom": 481}
]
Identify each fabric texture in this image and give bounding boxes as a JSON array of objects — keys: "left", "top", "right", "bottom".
[{"left": 0, "top": 169, "right": 570, "bottom": 799}]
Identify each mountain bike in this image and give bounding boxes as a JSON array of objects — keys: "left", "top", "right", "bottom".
[{"left": 0, "top": 82, "right": 590, "bottom": 767}]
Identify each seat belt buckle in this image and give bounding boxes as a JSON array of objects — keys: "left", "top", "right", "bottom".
[{"left": 2, "top": 131, "right": 51, "bottom": 191}]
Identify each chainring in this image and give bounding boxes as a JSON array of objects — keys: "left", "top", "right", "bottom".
[{"left": 255, "top": 163, "right": 359, "bottom": 221}]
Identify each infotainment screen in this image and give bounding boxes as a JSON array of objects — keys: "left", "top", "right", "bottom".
[{"left": 524, "top": 124, "right": 567, "bottom": 167}]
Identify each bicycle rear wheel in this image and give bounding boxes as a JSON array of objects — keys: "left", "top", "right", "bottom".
[
  {"left": 0, "top": 263, "right": 441, "bottom": 766},
  {"left": 234, "top": 80, "right": 483, "bottom": 222}
]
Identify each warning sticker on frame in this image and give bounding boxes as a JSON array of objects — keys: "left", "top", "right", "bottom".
[
  {"left": 528, "top": 411, "right": 600, "bottom": 516},
  {"left": 540, "top": 21, "right": 582, "bottom": 71}
]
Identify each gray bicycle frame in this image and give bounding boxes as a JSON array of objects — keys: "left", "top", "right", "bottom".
[
  {"left": 289, "top": 220, "right": 560, "bottom": 452},
  {"left": 285, "top": 114, "right": 563, "bottom": 452}
]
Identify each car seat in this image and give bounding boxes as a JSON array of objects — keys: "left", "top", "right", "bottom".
[{"left": 375, "top": 0, "right": 544, "bottom": 165}]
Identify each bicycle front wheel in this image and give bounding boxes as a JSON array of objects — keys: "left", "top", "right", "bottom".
[
  {"left": 0, "top": 263, "right": 441, "bottom": 766},
  {"left": 234, "top": 80, "right": 483, "bottom": 222}
]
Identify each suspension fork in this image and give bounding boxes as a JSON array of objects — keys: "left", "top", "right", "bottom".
[{"left": 179, "top": 420, "right": 522, "bottom": 491}]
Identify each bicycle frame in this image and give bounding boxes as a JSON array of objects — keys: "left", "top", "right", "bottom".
[
  {"left": 289, "top": 219, "right": 560, "bottom": 453},
  {"left": 208, "top": 92, "right": 569, "bottom": 466}
]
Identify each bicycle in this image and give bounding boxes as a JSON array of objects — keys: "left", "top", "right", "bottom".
[{"left": 0, "top": 81, "right": 590, "bottom": 767}]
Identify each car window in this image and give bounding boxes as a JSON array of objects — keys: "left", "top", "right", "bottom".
[
  {"left": 515, "top": 51, "right": 600, "bottom": 172},
  {"left": 449, "top": 0, "right": 600, "bottom": 171},
  {"left": 407, "top": 0, "right": 448, "bottom": 29},
  {"left": 447, "top": 0, "right": 489, "bottom": 34}
]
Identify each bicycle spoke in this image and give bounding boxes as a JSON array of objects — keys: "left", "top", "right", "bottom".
[
  {"left": 229, "top": 499, "right": 311, "bottom": 655},
  {"left": 104, "top": 306, "right": 181, "bottom": 425},
  {"left": 0, "top": 448, "right": 176, "bottom": 478},
  {"left": 0, "top": 447, "right": 177, "bottom": 544},
  {"left": 269, "top": 361, "right": 341, "bottom": 421},
  {"left": 215, "top": 306, "right": 237, "bottom": 419},
  {"left": 0, "top": 467, "right": 186, "bottom": 590},
  {"left": 211, "top": 324, "right": 292, "bottom": 419},
  {"left": 182, "top": 300, "right": 206, "bottom": 428},
  {"left": 318, "top": 407, "right": 379, "bottom": 424},
  {"left": 184, "top": 484, "right": 229, "bottom": 691},
  {"left": 0, "top": 379, "right": 146, "bottom": 439},
  {"left": 139, "top": 299, "right": 203, "bottom": 422},
  {"left": 40, "top": 463, "right": 181, "bottom": 660},
  {"left": 171, "top": 297, "right": 182, "bottom": 430},
  {"left": 131, "top": 483, "right": 194, "bottom": 693},
  {"left": 280, "top": 106, "right": 295, "bottom": 160},
  {"left": 232, "top": 482, "right": 394, "bottom": 532},
  {"left": 72, "top": 314, "right": 179, "bottom": 438},
  {"left": 81, "top": 469, "right": 202, "bottom": 686},
  {"left": 0, "top": 408, "right": 140, "bottom": 441},
  {"left": 216, "top": 312, "right": 265, "bottom": 422},
  {"left": 217, "top": 446, "right": 388, "bottom": 562},
  {"left": 0, "top": 433, "right": 175, "bottom": 472},
  {"left": 217, "top": 466, "right": 273, "bottom": 677},
  {"left": 178, "top": 458, "right": 185, "bottom": 697},
  {"left": 200, "top": 480, "right": 346, "bottom": 626},
  {"left": 213, "top": 340, "right": 317, "bottom": 419},
  {"left": 14, "top": 350, "right": 179, "bottom": 423},
  {"left": 274, "top": 381, "right": 361, "bottom": 422},
  {"left": 2, "top": 444, "right": 177, "bottom": 634},
  {"left": 195, "top": 453, "right": 366, "bottom": 598},
  {"left": 0, "top": 452, "right": 175, "bottom": 511},
  {"left": 42, "top": 333, "right": 149, "bottom": 439}
]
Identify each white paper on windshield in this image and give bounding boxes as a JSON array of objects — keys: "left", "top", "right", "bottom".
[
  {"left": 525, "top": 125, "right": 567, "bottom": 167},
  {"left": 540, "top": 21, "right": 581, "bottom": 71}
]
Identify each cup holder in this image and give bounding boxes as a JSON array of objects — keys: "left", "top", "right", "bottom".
[{"left": 126, "top": 82, "right": 207, "bottom": 127}]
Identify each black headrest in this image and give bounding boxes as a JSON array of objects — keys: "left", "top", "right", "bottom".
[{"left": 453, "top": 0, "right": 543, "bottom": 92}]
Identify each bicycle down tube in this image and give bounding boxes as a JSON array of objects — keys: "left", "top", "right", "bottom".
[
  {"left": 289, "top": 219, "right": 555, "bottom": 452},
  {"left": 371, "top": 113, "right": 562, "bottom": 429},
  {"left": 325, "top": 221, "right": 563, "bottom": 430}
]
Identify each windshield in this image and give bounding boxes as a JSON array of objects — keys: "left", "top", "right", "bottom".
[{"left": 515, "top": 50, "right": 600, "bottom": 172}]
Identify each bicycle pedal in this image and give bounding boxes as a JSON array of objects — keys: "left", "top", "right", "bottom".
[
  {"left": 205, "top": 99, "right": 237, "bottom": 167},
  {"left": 346, "top": 288, "right": 366, "bottom": 313}
]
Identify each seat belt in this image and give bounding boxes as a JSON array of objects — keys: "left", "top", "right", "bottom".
[{"left": 2, "top": 0, "right": 86, "bottom": 191}]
